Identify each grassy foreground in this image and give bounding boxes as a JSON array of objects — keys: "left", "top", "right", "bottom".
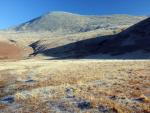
[{"left": 0, "top": 60, "right": 150, "bottom": 113}]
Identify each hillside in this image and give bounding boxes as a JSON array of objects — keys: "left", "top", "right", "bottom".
[
  {"left": 0, "top": 38, "right": 32, "bottom": 60},
  {"left": 29, "top": 17, "right": 150, "bottom": 59},
  {"left": 0, "top": 41, "right": 21, "bottom": 59},
  {"left": 1, "top": 12, "right": 149, "bottom": 59},
  {"left": 12, "top": 11, "right": 146, "bottom": 34},
  {"left": 94, "top": 17, "right": 150, "bottom": 58}
]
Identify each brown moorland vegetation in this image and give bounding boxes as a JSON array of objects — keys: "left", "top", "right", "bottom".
[
  {"left": 0, "top": 41, "right": 22, "bottom": 59},
  {"left": 0, "top": 60, "right": 149, "bottom": 113}
]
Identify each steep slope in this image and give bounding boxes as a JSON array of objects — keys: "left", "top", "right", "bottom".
[
  {"left": 86, "top": 17, "right": 150, "bottom": 59},
  {"left": 12, "top": 11, "right": 146, "bottom": 34},
  {"left": 97, "top": 17, "right": 150, "bottom": 56},
  {"left": 30, "top": 17, "right": 150, "bottom": 59}
]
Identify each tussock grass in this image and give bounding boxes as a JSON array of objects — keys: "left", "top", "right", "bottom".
[{"left": 0, "top": 60, "right": 150, "bottom": 112}]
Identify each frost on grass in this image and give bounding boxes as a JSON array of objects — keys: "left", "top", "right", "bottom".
[{"left": 0, "top": 60, "right": 150, "bottom": 112}]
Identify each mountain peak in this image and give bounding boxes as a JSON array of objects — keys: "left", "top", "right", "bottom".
[
  {"left": 12, "top": 12, "right": 146, "bottom": 34},
  {"left": 48, "top": 11, "right": 77, "bottom": 15},
  {"left": 44, "top": 11, "right": 82, "bottom": 18}
]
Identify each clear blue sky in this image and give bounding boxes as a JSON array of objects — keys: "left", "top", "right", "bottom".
[{"left": 0, "top": 0, "right": 150, "bottom": 29}]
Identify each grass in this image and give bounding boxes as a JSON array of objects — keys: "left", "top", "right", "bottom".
[{"left": 0, "top": 59, "right": 150, "bottom": 113}]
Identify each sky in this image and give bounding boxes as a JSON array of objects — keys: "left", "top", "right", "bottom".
[{"left": 0, "top": 0, "right": 150, "bottom": 29}]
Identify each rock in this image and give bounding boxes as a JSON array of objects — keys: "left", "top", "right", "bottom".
[
  {"left": 65, "top": 87, "right": 75, "bottom": 98},
  {"left": 133, "top": 95, "right": 149, "bottom": 102},
  {"left": 98, "top": 105, "right": 109, "bottom": 112},
  {"left": 110, "top": 95, "right": 117, "bottom": 100},
  {"left": 98, "top": 105, "right": 117, "bottom": 113},
  {"left": 25, "top": 79, "right": 36, "bottom": 83},
  {"left": 0, "top": 96, "right": 15, "bottom": 104},
  {"left": 77, "top": 101, "right": 92, "bottom": 109}
]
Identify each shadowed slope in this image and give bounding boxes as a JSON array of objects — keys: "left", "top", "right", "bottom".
[
  {"left": 30, "top": 17, "right": 150, "bottom": 59},
  {"left": 99, "top": 17, "right": 150, "bottom": 55},
  {"left": 30, "top": 35, "right": 111, "bottom": 59}
]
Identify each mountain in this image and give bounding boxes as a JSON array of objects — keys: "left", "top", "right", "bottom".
[
  {"left": 12, "top": 11, "right": 146, "bottom": 34},
  {"left": 2, "top": 12, "right": 149, "bottom": 59},
  {"left": 29, "top": 17, "right": 150, "bottom": 59}
]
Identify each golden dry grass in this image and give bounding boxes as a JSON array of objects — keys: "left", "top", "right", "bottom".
[{"left": 0, "top": 60, "right": 150, "bottom": 113}]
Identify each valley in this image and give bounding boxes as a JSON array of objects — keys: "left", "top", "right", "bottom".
[{"left": 0, "top": 12, "right": 150, "bottom": 113}]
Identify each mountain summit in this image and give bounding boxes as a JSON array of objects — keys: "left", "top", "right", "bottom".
[{"left": 13, "top": 11, "right": 146, "bottom": 34}]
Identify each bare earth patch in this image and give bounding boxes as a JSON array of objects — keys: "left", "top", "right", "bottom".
[{"left": 0, "top": 60, "right": 149, "bottom": 113}]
